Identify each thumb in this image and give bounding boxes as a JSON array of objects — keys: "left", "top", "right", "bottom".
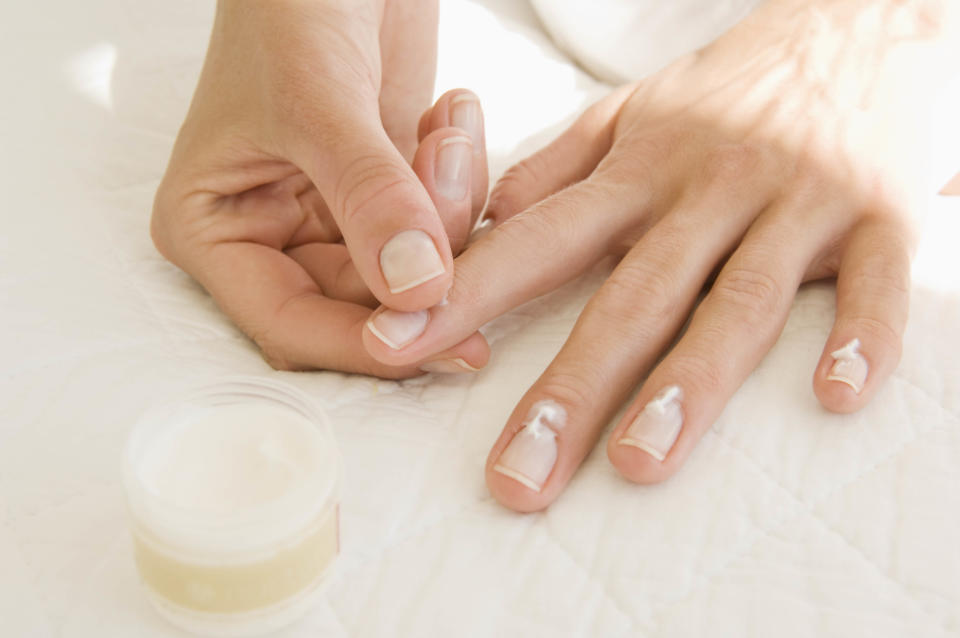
[{"left": 289, "top": 98, "right": 453, "bottom": 312}]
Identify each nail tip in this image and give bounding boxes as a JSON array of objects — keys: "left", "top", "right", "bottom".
[
  {"left": 419, "top": 358, "right": 479, "bottom": 374},
  {"left": 366, "top": 319, "right": 402, "bottom": 350},
  {"left": 436, "top": 135, "right": 472, "bottom": 149},
  {"left": 492, "top": 464, "right": 542, "bottom": 493},
  {"left": 452, "top": 357, "right": 480, "bottom": 372},
  {"left": 617, "top": 438, "right": 667, "bottom": 461},
  {"left": 386, "top": 267, "right": 447, "bottom": 294},
  {"left": 449, "top": 93, "right": 479, "bottom": 105},
  {"left": 826, "top": 375, "right": 863, "bottom": 394}
]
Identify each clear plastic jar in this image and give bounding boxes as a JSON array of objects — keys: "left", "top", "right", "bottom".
[{"left": 123, "top": 377, "right": 340, "bottom": 636}]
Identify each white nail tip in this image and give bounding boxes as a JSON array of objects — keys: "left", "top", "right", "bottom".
[
  {"left": 618, "top": 385, "right": 684, "bottom": 461},
  {"left": 380, "top": 230, "right": 446, "bottom": 294},
  {"left": 828, "top": 338, "right": 868, "bottom": 394},
  {"left": 436, "top": 135, "right": 472, "bottom": 149},
  {"left": 367, "top": 309, "right": 429, "bottom": 350},
  {"left": 419, "top": 358, "right": 479, "bottom": 374},
  {"left": 493, "top": 400, "right": 567, "bottom": 492},
  {"left": 492, "top": 465, "right": 542, "bottom": 493}
]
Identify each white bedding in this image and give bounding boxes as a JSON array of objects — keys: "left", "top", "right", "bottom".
[{"left": 1, "top": 1, "right": 959, "bottom": 636}]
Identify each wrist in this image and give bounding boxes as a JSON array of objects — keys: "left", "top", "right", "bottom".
[{"left": 719, "top": 0, "right": 960, "bottom": 110}]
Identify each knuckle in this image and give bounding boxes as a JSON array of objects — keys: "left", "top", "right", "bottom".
[
  {"left": 595, "top": 261, "right": 679, "bottom": 327},
  {"left": 846, "top": 263, "right": 910, "bottom": 299},
  {"left": 699, "top": 143, "right": 763, "bottom": 185},
  {"left": 150, "top": 185, "right": 182, "bottom": 263},
  {"left": 594, "top": 153, "right": 655, "bottom": 207},
  {"left": 487, "top": 155, "right": 547, "bottom": 219},
  {"left": 537, "top": 370, "right": 603, "bottom": 413},
  {"left": 333, "top": 155, "right": 411, "bottom": 224},
  {"left": 666, "top": 352, "right": 725, "bottom": 396},
  {"left": 712, "top": 267, "right": 784, "bottom": 320},
  {"left": 845, "top": 315, "right": 904, "bottom": 355}
]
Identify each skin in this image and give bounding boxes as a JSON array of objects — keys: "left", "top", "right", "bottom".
[
  {"left": 362, "top": 0, "right": 960, "bottom": 511},
  {"left": 151, "top": 0, "right": 490, "bottom": 378}
]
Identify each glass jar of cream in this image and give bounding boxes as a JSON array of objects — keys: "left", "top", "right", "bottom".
[{"left": 123, "top": 378, "right": 340, "bottom": 636}]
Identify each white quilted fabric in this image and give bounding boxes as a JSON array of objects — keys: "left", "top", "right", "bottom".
[{"left": 1, "top": 1, "right": 958, "bottom": 637}]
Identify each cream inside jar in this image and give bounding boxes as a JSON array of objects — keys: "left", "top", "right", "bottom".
[{"left": 123, "top": 379, "right": 340, "bottom": 636}]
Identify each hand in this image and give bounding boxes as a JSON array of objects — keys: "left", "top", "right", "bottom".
[
  {"left": 151, "top": 0, "right": 490, "bottom": 377},
  {"left": 362, "top": 0, "right": 959, "bottom": 507}
]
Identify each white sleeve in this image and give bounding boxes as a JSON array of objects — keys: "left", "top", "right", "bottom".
[{"left": 528, "top": 0, "right": 765, "bottom": 83}]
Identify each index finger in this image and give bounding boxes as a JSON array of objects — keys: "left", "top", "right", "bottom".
[
  {"left": 360, "top": 174, "right": 643, "bottom": 363},
  {"left": 194, "top": 241, "right": 490, "bottom": 377}
]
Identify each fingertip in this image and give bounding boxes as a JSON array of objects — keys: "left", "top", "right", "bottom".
[
  {"left": 606, "top": 425, "right": 681, "bottom": 485},
  {"left": 377, "top": 228, "right": 454, "bottom": 310},
  {"left": 812, "top": 335, "right": 884, "bottom": 414},
  {"left": 813, "top": 373, "right": 864, "bottom": 414},
  {"left": 412, "top": 127, "right": 474, "bottom": 253},
  {"left": 419, "top": 331, "right": 491, "bottom": 374},
  {"left": 605, "top": 384, "right": 696, "bottom": 486},
  {"left": 485, "top": 467, "right": 551, "bottom": 513}
]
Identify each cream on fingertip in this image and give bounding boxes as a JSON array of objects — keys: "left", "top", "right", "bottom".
[
  {"left": 492, "top": 400, "right": 567, "bottom": 492},
  {"left": 618, "top": 385, "right": 684, "bottom": 461},
  {"left": 827, "top": 338, "right": 868, "bottom": 394}
]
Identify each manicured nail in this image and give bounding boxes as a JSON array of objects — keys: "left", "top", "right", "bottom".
[
  {"left": 450, "top": 95, "right": 483, "bottom": 154},
  {"left": 420, "top": 357, "right": 479, "bottom": 374},
  {"left": 435, "top": 136, "right": 471, "bottom": 201},
  {"left": 827, "top": 338, "right": 868, "bottom": 394},
  {"left": 380, "top": 230, "right": 446, "bottom": 294},
  {"left": 493, "top": 400, "right": 567, "bottom": 492},
  {"left": 367, "top": 309, "right": 429, "bottom": 350},
  {"left": 618, "top": 385, "right": 684, "bottom": 461}
]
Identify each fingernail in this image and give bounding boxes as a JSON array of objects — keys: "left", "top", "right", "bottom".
[
  {"left": 367, "top": 309, "right": 429, "bottom": 350},
  {"left": 435, "top": 136, "right": 471, "bottom": 201},
  {"left": 618, "top": 385, "right": 684, "bottom": 461},
  {"left": 380, "top": 229, "right": 446, "bottom": 294},
  {"left": 493, "top": 400, "right": 567, "bottom": 492},
  {"left": 420, "top": 357, "right": 479, "bottom": 374},
  {"left": 450, "top": 95, "right": 483, "bottom": 154},
  {"left": 827, "top": 338, "right": 868, "bottom": 394}
]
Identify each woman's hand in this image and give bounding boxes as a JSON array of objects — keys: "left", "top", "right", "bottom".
[
  {"left": 152, "top": 0, "right": 490, "bottom": 377},
  {"left": 362, "top": 0, "right": 960, "bottom": 507}
]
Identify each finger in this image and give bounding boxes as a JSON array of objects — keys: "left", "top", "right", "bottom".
[
  {"left": 192, "top": 241, "right": 489, "bottom": 377},
  {"left": 483, "top": 84, "right": 637, "bottom": 226},
  {"left": 379, "top": 0, "right": 438, "bottom": 163},
  {"left": 483, "top": 147, "right": 781, "bottom": 511},
  {"left": 361, "top": 171, "right": 656, "bottom": 361},
  {"left": 814, "top": 217, "right": 911, "bottom": 412},
  {"left": 283, "top": 98, "right": 453, "bottom": 312},
  {"left": 419, "top": 89, "right": 489, "bottom": 226},
  {"left": 411, "top": 127, "right": 474, "bottom": 254},
  {"left": 607, "top": 202, "right": 839, "bottom": 484}
]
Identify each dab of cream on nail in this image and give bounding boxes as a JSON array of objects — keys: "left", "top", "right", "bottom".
[
  {"left": 827, "top": 338, "right": 869, "bottom": 394},
  {"left": 493, "top": 400, "right": 567, "bottom": 492},
  {"left": 619, "top": 385, "right": 684, "bottom": 461},
  {"left": 124, "top": 381, "right": 340, "bottom": 636}
]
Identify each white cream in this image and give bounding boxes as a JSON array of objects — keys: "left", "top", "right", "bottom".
[
  {"left": 138, "top": 404, "right": 321, "bottom": 514},
  {"left": 493, "top": 400, "right": 567, "bottom": 492},
  {"left": 619, "top": 385, "right": 685, "bottom": 461},
  {"left": 124, "top": 380, "right": 340, "bottom": 636}
]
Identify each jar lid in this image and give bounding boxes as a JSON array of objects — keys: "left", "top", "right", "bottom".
[{"left": 123, "top": 377, "right": 340, "bottom": 563}]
